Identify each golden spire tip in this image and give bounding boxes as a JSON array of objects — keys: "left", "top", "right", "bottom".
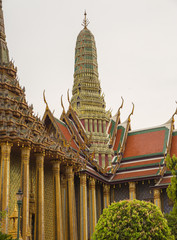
[{"left": 82, "top": 10, "right": 90, "bottom": 28}]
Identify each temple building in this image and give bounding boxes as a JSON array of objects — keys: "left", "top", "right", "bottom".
[
  {"left": 0, "top": 2, "right": 175, "bottom": 240},
  {"left": 71, "top": 12, "right": 113, "bottom": 168}
]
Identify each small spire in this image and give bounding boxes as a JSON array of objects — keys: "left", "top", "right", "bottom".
[
  {"left": 0, "top": 0, "right": 10, "bottom": 65},
  {"left": 82, "top": 10, "right": 90, "bottom": 29}
]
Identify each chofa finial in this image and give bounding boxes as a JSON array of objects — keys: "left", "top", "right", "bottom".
[
  {"left": 43, "top": 90, "right": 49, "bottom": 110},
  {"left": 82, "top": 10, "right": 90, "bottom": 29},
  {"left": 61, "top": 95, "right": 65, "bottom": 113}
]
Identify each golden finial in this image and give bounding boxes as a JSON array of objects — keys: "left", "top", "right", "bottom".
[
  {"left": 61, "top": 95, "right": 65, "bottom": 113},
  {"left": 82, "top": 10, "right": 90, "bottom": 29},
  {"left": 43, "top": 90, "right": 49, "bottom": 110},
  {"left": 128, "top": 102, "right": 134, "bottom": 122},
  {"left": 172, "top": 101, "right": 177, "bottom": 121},
  {"left": 67, "top": 89, "right": 71, "bottom": 107},
  {"left": 118, "top": 96, "right": 124, "bottom": 116}
]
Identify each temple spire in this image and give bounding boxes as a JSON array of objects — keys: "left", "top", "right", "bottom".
[
  {"left": 0, "top": 0, "right": 9, "bottom": 65},
  {"left": 82, "top": 11, "right": 89, "bottom": 29}
]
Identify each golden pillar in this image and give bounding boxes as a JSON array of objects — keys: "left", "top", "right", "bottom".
[
  {"left": 89, "top": 177, "right": 97, "bottom": 239},
  {"left": 103, "top": 120, "right": 106, "bottom": 134},
  {"left": 94, "top": 119, "right": 97, "bottom": 133},
  {"left": 108, "top": 154, "right": 112, "bottom": 166},
  {"left": 154, "top": 189, "right": 161, "bottom": 209},
  {"left": 66, "top": 165, "right": 77, "bottom": 240},
  {"left": 85, "top": 119, "right": 88, "bottom": 132},
  {"left": 101, "top": 153, "right": 105, "bottom": 168},
  {"left": 129, "top": 182, "right": 136, "bottom": 200},
  {"left": 89, "top": 119, "right": 93, "bottom": 132},
  {"left": 61, "top": 174, "right": 68, "bottom": 240},
  {"left": 21, "top": 147, "right": 31, "bottom": 240},
  {"left": 0, "top": 142, "right": 12, "bottom": 233},
  {"left": 52, "top": 161, "right": 63, "bottom": 240},
  {"left": 95, "top": 153, "right": 99, "bottom": 163},
  {"left": 80, "top": 173, "right": 87, "bottom": 240},
  {"left": 103, "top": 184, "right": 110, "bottom": 208},
  {"left": 98, "top": 120, "right": 102, "bottom": 133},
  {"left": 35, "top": 153, "right": 45, "bottom": 240},
  {"left": 96, "top": 184, "right": 102, "bottom": 219}
]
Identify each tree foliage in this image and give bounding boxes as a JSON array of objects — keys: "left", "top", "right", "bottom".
[
  {"left": 93, "top": 200, "right": 174, "bottom": 240},
  {"left": 165, "top": 211, "right": 177, "bottom": 239},
  {"left": 0, "top": 232, "right": 13, "bottom": 240},
  {"left": 0, "top": 210, "right": 13, "bottom": 240},
  {"left": 165, "top": 154, "right": 177, "bottom": 239},
  {"left": 166, "top": 154, "right": 177, "bottom": 212}
]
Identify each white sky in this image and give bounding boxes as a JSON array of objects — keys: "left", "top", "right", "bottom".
[{"left": 3, "top": 0, "right": 177, "bottom": 130}]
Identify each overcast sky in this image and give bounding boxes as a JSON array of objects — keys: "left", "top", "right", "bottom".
[{"left": 3, "top": 0, "right": 177, "bottom": 130}]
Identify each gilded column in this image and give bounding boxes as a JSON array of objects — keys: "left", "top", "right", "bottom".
[
  {"left": 97, "top": 185, "right": 102, "bottom": 219},
  {"left": 85, "top": 119, "right": 88, "bottom": 132},
  {"left": 129, "top": 182, "right": 136, "bottom": 200},
  {"left": 80, "top": 173, "right": 87, "bottom": 240},
  {"left": 89, "top": 178, "right": 97, "bottom": 239},
  {"left": 35, "top": 153, "right": 45, "bottom": 240},
  {"left": 66, "top": 165, "right": 77, "bottom": 240},
  {"left": 52, "top": 161, "right": 63, "bottom": 240},
  {"left": 101, "top": 153, "right": 105, "bottom": 168},
  {"left": 21, "top": 147, "right": 31, "bottom": 240},
  {"left": 103, "top": 120, "right": 106, "bottom": 134},
  {"left": 94, "top": 119, "right": 97, "bottom": 133},
  {"left": 154, "top": 189, "right": 161, "bottom": 209},
  {"left": 89, "top": 119, "right": 93, "bottom": 132},
  {"left": 103, "top": 184, "right": 110, "bottom": 208},
  {"left": 95, "top": 153, "right": 99, "bottom": 162},
  {"left": 98, "top": 120, "right": 101, "bottom": 133},
  {"left": 61, "top": 174, "right": 68, "bottom": 240},
  {"left": 0, "top": 142, "right": 12, "bottom": 233},
  {"left": 108, "top": 154, "right": 112, "bottom": 166}
]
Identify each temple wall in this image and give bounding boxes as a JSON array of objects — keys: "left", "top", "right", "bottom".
[
  {"left": 44, "top": 163, "right": 54, "bottom": 240},
  {"left": 87, "top": 180, "right": 90, "bottom": 240},
  {"left": 136, "top": 181, "right": 154, "bottom": 202},
  {"left": 114, "top": 183, "right": 129, "bottom": 202},
  {"left": 161, "top": 188, "right": 173, "bottom": 214},
  {"left": 9, "top": 149, "right": 21, "bottom": 231},
  {"left": 74, "top": 175, "right": 80, "bottom": 238},
  {"left": 96, "top": 183, "right": 103, "bottom": 220}
]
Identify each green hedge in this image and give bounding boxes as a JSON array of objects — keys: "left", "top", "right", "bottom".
[{"left": 93, "top": 200, "right": 174, "bottom": 240}]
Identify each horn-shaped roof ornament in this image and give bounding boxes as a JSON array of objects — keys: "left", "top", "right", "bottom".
[
  {"left": 128, "top": 102, "right": 134, "bottom": 122},
  {"left": 61, "top": 95, "right": 65, "bottom": 113},
  {"left": 172, "top": 101, "right": 177, "bottom": 121},
  {"left": 67, "top": 89, "right": 71, "bottom": 108},
  {"left": 43, "top": 90, "right": 49, "bottom": 110},
  {"left": 118, "top": 96, "right": 124, "bottom": 115}
]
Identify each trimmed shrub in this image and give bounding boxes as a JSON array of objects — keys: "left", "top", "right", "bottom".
[
  {"left": 93, "top": 199, "right": 174, "bottom": 240},
  {"left": 0, "top": 232, "right": 13, "bottom": 240},
  {"left": 165, "top": 211, "right": 177, "bottom": 239}
]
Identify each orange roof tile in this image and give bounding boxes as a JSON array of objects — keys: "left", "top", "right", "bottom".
[
  {"left": 123, "top": 128, "right": 168, "bottom": 160},
  {"left": 171, "top": 134, "right": 177, "bottom": 157},
  {"left": 56, "top": 121, "right": 79, "bottom": 150},
  {"left": 112, "top": 168, "right": 158, "bottom": 181},
  {"left": 119, "top": 158, "right": 162, "bottom": 169},
  {"left": 113, "top": 129, "right": 122, "bottom": 151},
  {"left": 159, "top": 176, "right": 171, "bottom": 185}
]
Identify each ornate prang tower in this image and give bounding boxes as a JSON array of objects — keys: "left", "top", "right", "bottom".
[{"left": 71, "top": 12, "right": 113, "bottom": 167}]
